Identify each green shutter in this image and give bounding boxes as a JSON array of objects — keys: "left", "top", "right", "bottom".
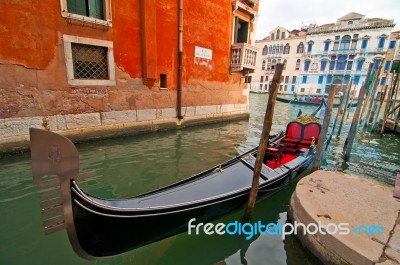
[
  {"left": 67, "top": 0, "right": 88, "bottom": 16},
  {"left": 241, "top": 21, "right": 249, "bottom": 43},
  {"left": 89, "top": 0, "right": 104, "bottom": 19},
  {"left": 234, "top": 17, "right": 239, "bottom": 43}
]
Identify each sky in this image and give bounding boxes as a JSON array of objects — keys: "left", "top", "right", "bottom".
[{"left": 255, "top": 0, "right": 400, "bottom": 40}]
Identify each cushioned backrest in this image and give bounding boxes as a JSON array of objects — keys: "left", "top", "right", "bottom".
[
  {"left": 303, "top": 123, "right": 321, "bottom": 139},
  {"left": 285, "top": 122, "right": 303, "bottom": 139}
]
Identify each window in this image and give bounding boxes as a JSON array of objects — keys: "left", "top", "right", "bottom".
[
  {"left": 324, "top": 41, "right": 330, "bottom": 51},
  {"left": 333, "top": 36, "right": 340, "bottom": 50},
  {"left": 262, "top": 45, "right": 268, "bottom": 55},
  {"left": 279, "top": 44, "right": 283, "bottom": 54},
  {"left": 380, "top": 77, "right": 386, "bottom": 86},
  {"left": 307, "top": 41, "right": 313, "bottom": 53},
  {"left": 348, "top": 21, "right": 353, "bottom": 25},
  {"left": 340, "top": 35, "right": 351, "bottom": 50},
  {"left": 272, "top": 45, "right": 276, "bottom": 54},
  {"left": 300, "top": 87, "right": 305, "bottom": 93},
  {"left": 316, "top": 89, "right": 321, "bottom": 94},
  {"left": 292, "top": 76, "right": 297, "bottom": 83},
  {"left": 336, "top": 55, "right": 346, "bottom": 70},
  {"left": 291, "top": 85, "right": 295, "bottom": 91},
  {"left": 356, "top": 59, "right": 364, "bottom": 71},
  {"left": 234, "top": 17, "right": 249, "bottom": 43},
  {"left": 160, "top": 74, "right": 167, "bottom": 88},
  {"left": 344, "top": 75, "right": 350, "bottom": 84},
  {"left": 260, "top": 84, "right": 263, "bottom": 90},
  {"left": 61, "top": 0, "right": 112, "bottom": 25},
  {"left": 284, "top": 85, "right": 288, "bottom": 91},
  {"left": 295, "top": 59, "right": 301, "bottom": 70},
  {"left": 327, "top": 75, "right": 332, "bottom": 84},
  {"left": 269, "top": 45, "right": 272, "bottom": 54},
  {"left": 320, "top": 60, "right": 327, "bottom": 71},
  {"left": 63, "top": 35, "right": 115, "bottom": 86},
  {"left": 302, "top": 76, "right": 307, "bottom": 84},
  {"left": 283, "top": 59, "right": 287, "bottom": 70},
  {"left": 281, "top": 32, "right": 286, "bottom": 39},
  {"left": 351, "top": 39, "right": 357, "bottom": 49},
  {"left": 389, "top": 40, "right": 396, "bottom": 49},
  {"left": 285, "top": 76, "right": 289, "bottom": 83},
  {"left": 373, "top": 59, "right": 381, "bottom": 70},
  {"left": 378, "top": 37, "right": 386, "bottom": 49},
  {"left": 262, "top": 60, "right": 266, "bottom": 70},
  {"left": 354, "top": 75, "right": 360, "bottom": 85},
  {"left": 384, "top": 61, "right": 391, "bottom": 72},
  {"left": 361, "top": 39, "right": 368, "bottom": 49},
  {"left": 347, "top": 55, "right": 354, "bottom": 70},
  {"left": 264, "top": 84, "right": 268, "bottom": 91},
  {"left": 297, "top": 42, "right": 304, "bottom": 53},
  {"left": 318, "top": 75, "right": 324, "bottom": 84},
  {"left": 271, "top": 33, "right": 275, "bottom": 40},
  {"left": 260, "top": 76, "right": 264, "bottom": 82},
  {"left": 329, "top": 56, "right": 336, "bottom": 70},
  {"left": 283, "top": 43, "right": 290, "bottom": 54},
  {"left": 280, "top": 85, "right": 283, "bottom": 91},
  {"left": 265, "top": 76, "right": 269, "bottom": 82},
  {"left": 277, "top": 29, "right": 280, "bottom": 40},
  {"left": 245, "top": 76, "right": 252, "bottom": 83},
  {"left": 271, "top": 59, "right": 277, "bottom": 70},
  {"left": 304, "top": 60, "right": 311, "bottom": 71}
]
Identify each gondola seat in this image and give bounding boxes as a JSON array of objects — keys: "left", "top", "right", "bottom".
[
  {"left": 299, "top": 122, "right": 321, "bottom": 148},
  {"left": 281, "top": 122, "right": 303, "bottom": 153}
]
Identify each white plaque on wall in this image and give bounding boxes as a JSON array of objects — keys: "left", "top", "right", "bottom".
[{"left": 195, "top": 46, "right": 212, "bottom": 60}]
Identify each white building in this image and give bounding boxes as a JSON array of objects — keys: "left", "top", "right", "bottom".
[
  {"left": 300, "top": 12, "right": 395, "bottom": 96},
  {"left": 251, "top": 27, "right": 306, "bottom": 94},
  {"left": 252, "top": 12, "right": 396, "bottom": 96}
]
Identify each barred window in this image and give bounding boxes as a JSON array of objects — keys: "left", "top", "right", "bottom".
[
  {"left": 63, "top": 35, "right": 115, "bottom": 86},
  {"left": 72, "top": 43, "right": 108, "bottom": 80}
]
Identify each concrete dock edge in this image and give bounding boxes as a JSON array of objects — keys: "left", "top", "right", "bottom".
[{"left": 289, "top": 170, "right": 400, "bottom": 265}]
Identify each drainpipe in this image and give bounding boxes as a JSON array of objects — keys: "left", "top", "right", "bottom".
[{"left": 177, "top": 0, "right": 184, "bottom": 119}]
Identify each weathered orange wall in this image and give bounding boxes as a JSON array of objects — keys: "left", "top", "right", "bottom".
[{"left": 0, "top": 0, "right": 252, "bottom": 119}]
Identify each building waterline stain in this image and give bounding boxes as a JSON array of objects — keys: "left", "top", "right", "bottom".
[{"left": 0, "top": 93, "right": 399, "bottom": 265}]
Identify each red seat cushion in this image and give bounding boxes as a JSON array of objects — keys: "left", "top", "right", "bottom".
[
  {"left": 302, "top": 123, "right": 321, "bottom": 140},
  {"left": 285, "top": 122, "right": 303, "bottom": 140}
]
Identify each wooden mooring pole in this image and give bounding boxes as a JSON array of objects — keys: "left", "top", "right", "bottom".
[
  {"left": 380, "top": 73, "right": 398, "bottom": 136},
  {"left": 312, "top": 84, "right": 338, "bottom": 172},
  {"left": 242, "top": 63, "right": 283, "bottom": 222},
  {"left": 337, "top": 79, "right": 353, "bottom": 136},
  {"left": 343, "top": 63, "right": 373, "bottom": 161}
]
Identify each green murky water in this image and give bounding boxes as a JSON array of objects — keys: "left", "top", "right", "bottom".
[{"left": 0, "top": 93, "right": 399, "bottom": 265}]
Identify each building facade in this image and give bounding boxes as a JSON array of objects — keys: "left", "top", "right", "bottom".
[
  {"left": 0, "top": 0, "right": 259, "bottom": 152},
  {"left": 301, "top": 12, "right": 395, "bottom": 96},
  {"left": 252, "top": 27, "right": 306, "bottom": 94},
  {"left": 251, "top": 12, "right": 396, "bottom": 96}
]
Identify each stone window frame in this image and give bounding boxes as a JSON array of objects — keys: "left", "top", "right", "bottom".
[
  {"left": 59, "top": 0, "right": 113, "bottom": 27},
  {"left": 63, "top": 35, "right": 116, "bottom": 86}
]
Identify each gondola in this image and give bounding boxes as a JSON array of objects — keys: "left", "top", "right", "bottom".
[
  {"left": 276, "top": 96, "right": 357, "bottom": 108},
  {"left": 30, "top": 101, "right": 330, "bottom": 259}
]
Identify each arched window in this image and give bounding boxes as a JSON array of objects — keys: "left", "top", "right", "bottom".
[
  {"left": 269, "top": 45, "right": 272, "bottom": 53},
  {"left": 283, "top": 59, "right": 287, "bottom": 70},
  {"left": 348, "top": 21, "right": 353, "bottom": 25},
  {"left": 271, "top": 33, "right": 275, "bottom": 40},
  {"left": 283, "top": 43, "right": 290, "bottom": 54},
  {"left": 307, "top": 41, "right": 314, "bottom": 53},
  {"left": 281, "top": 32, "right": 286, "bottom": 39},
  {"left": 271, "top": 59, "right": 277, "bottom": 70},
  {"left": 295, "top": 59, "right": 301, "bottom": 70},
  {"left": 279, "top": 44, "right": 283, "bottom": 54},
  {"left": 340, "top": 35, "right": 351, "bottom": 50},
  {"left": 277, "top": 29, "right": 280, "bottom": 40},
  {"left": 336, "top": 55, "right": 346, "bottom": 70},
  {"left": 297, "top": 42, "right": 304, "bottom": 53},
  {"left": 262, "top": 45, "right": 268, "bottom": 55},
  {"left": 324, "top": 40, "right": 331, "bottom": 51},
  {"left": 262, "top": 60, "right": 266, "bottom": 70}
]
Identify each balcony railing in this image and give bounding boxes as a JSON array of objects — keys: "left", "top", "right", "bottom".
[{"left": 231, "top": 43, "right": 258, "bottom": 72}]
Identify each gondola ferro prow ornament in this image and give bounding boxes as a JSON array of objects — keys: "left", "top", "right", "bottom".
[{"left": 30, "top": 128, "right": 96, "bottom": 259}]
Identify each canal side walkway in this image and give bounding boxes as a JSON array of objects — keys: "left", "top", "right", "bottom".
[{"left": 289, "top": 170, "right": 400, "bottom": 265}]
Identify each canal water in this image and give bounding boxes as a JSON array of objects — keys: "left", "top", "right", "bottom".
[{"left": 0, "top": 93, "right": 399, "bottom": 265}]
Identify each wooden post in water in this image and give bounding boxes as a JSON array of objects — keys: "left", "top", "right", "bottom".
[
  {"left": 371, "top": 83, "right": 388, "bottom": 132},
  {"left": 337, "top": 79, "right": 353, "bottom": 136},
  {"left": 242, "top": 63, "right": 283, "bottom": 221},
  {"left": 343, "top": 63, "right": 373, "bottom": 161},
  {"left": 311, "top": 84, "right": 337, "bottom": 172}
]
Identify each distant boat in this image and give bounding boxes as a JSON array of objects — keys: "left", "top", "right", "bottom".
[
  {"left": 29, "top": 100, "right": 330, "bottom": 259},
  {"left": 276, "top": 96, "right": 357, "bottom": 108}
]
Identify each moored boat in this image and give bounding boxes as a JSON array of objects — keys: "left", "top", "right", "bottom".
[
  {"left": 276, "top": 95, "right": 357, "bottom": 108},
  {"left": 29, "top": 101, "right": 330, "bottom": 259}
]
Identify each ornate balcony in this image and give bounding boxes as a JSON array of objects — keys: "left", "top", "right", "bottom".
[{"left": 231, "top": 43, "right": 258, "bottom": 72}]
